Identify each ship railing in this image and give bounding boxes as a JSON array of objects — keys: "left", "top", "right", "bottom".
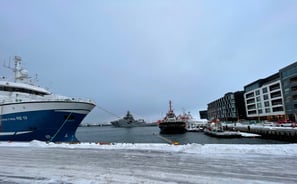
[{"left": 0, "top": 97, "right": 95, "bottom": 104}]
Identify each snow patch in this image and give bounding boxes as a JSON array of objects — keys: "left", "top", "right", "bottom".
[{"left": 1, "top": 140, "right": 297, "bottom": 156}]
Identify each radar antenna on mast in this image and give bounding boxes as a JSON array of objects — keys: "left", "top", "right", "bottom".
[
  {"left": 14, "top": 56, "right": 30, "bottom": 82},
  {"left": 3, "top": 56, "right": 30, "bottom": 82}
]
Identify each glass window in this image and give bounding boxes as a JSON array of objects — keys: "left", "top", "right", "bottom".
[
  {"left": 290, "top": 76, "right": 297, "bottom": 82},
  {"left": 269, "top": 83, "right": 280, "bottom": 91},
  {"left": 264, "top": 101, "right": 270, "bottom": 107},
  {"left": 272, "top": 107, "right": 284, "bottom": 112},
  {"left": 248, "top": 110, "right": 257, "bottom": 115},
  {"left": 291, "top": 86, "right": 297, "bottom": 92},
  {"left": 256, "top": 90, "right": 260, "bottom": 96},
  {"left": 256, "top": 96, "right": 261, "bottom": 102},
  {"left": 284, "top": 88, "right": 290, "bottom": 95},
  {"left": 263, "top": 94, "right": 269, "bottom": 100},
  {"left": 247, "top": 104, "right": 256, "bottom": 110},
  {"left": 262, "top": 87, "right": 268, "bottom": 94},
  {"left": 246, "top": 92, "right": 254, "bottom": 99},
  {"left": 286, "top": 96, "right": 292, "bottom": 103},
  {"left": 247, "top": 99, "right": 255, "bottom": 104}
]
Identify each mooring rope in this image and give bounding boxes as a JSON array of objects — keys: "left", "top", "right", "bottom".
[
  {"left": 50, "top": 112, "right": 73, "bottom": 142},
  {"left": 96, "top": 105, "right": 121, "bottom": 119}
]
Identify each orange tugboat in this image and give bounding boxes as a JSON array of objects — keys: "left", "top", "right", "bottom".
[{"left": 158, "top": 101, "right": 187, "bottom": 134}]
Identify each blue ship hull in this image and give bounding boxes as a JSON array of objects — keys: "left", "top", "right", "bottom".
[{"left": 0, "top": 102, "right": 95, "bottom": 142}]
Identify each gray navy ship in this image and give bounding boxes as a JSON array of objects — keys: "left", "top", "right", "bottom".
[{"left": 110, "top": 111, "right": 147, "bottom": 127}]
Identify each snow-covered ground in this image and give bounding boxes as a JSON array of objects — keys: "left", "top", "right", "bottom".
[{"left": 0, "top": 141, "right": 297, "bottom": 184}]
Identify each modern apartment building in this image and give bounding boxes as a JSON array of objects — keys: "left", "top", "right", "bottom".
[
  {"left": 204, "top": 61, "right": 297, "bottom": 122},
  {"left": 244, "top": 73, "right": 285, "bottom": 121},
  {"left": 207, "top": 91, "right": 246, "bottom": 121},
  {"left": 280, "top": 61, "right": 297, "bottom": 121}
]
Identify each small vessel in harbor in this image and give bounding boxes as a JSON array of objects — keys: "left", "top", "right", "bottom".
[
  {"left": 204, "top": 128, "right": 241, "bottom": 138},
  {"left": 158, "top": 101, "right": 186, "bottom": 134},
  {"left": 179, "top": 112, "right": 206, "bottom": 132},
  {"left": 204, "top": 120, "right": 241, "bottom": 138},
  {"left": 0, "top": 56, "right": 95, "bottom": 142},
  {"left": 110, "top": 111, "right": 147, "bottom": 127}
]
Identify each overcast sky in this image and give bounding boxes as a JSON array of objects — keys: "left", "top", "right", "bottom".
[{"left": 1, "top": 0, "right": 297, "bottom": 123}]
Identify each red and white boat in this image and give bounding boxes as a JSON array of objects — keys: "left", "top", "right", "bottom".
[{"left": 158, "top": 101, "right": 186, "bottom": 134}]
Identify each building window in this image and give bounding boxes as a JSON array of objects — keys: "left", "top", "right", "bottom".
[
  {"left": 265, "top": 108, "right": 271, "bottom": 113},
  {"left": 282, "top": 66, "right": 297, "bottom": 78},
  {"left": 256, "top": 90, "right": 260, "bottom": 96},
  {"left": 262, "top": 87, "right": 268, "bottom": 94},
  {"left": 258, "top": 109, "right": 263, "bottom": 114},
  {"left": 286, "top": 96, "right": 292, "bottom": 104},
  {"left": 257, "top": 103, "right": 262, "bottom": 108},
  {"left": 264, "top": 101, "right": 270, "bottom": 107},
  {"left": 292, "top": 86, "right": 297, "bottom": 92},
  {"left": 270, "top": 91, "right": 281, "bottom": 99},
  {"left": 246, "top": 92, "right": 254, "bottom": 99},
  {"left": 269, "top": 83, "right": 280, "bottom": 91},
  {"left": 256, "top": 96, "right": 261, "bottom": 102},
  {"left": 284, "top": 88, "right": 290, "bottom": 95},
  {"left": 263, "top": 94, "right": 269, "bottom": 100},
  {"left": 247, "top": 99, "right": 255, "bottom": 104},
  {"left": 290, "top": 76, "right": 297, "bottom": 83},
  {"left": 248, "top": 110, "right": 257, "bottom": 115},
  {"left": 247, "top": 104, "right": 256, "bottom": 110},
  {"left": 272, "top": 107, "right": 284, "bottom": 112},
  {"left": 272, "top": 99, "right": 283, "bottom": 106}
]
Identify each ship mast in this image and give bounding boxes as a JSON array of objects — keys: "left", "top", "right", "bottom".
[
  {"left": 10, "top": 56, "right": 29, "bottom": 83},
  {"left": 169, "top": 100, "right": 172, "bottom": 112},
  {"left": 166, "top": 100, "right": 176, "bottom": 118},
  {"left": 2, "top": 56, "right": 28, "bottom": 82}
]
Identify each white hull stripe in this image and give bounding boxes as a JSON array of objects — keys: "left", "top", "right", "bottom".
[
  {"left": 0, "top": 131, "right": 33, "bottom": 136},
  {"left": 0, "top": 102, "right": 95, "bottom": 115}
]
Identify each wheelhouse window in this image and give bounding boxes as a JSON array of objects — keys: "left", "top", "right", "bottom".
[{"left": 0, "top": 86, "right": 48, "bottom": 96}]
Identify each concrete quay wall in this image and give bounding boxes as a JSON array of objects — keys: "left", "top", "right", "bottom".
[{"left": 226, "top": 124, "right": 297, "bottom": 142}]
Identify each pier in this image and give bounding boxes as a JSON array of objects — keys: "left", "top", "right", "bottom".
[{"left": 226, "top": 124, "right": 297, "bottom": 142}]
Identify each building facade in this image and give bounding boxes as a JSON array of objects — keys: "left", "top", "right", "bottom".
[
  {"left": 207, "top": 91, "right": 246, "bottom": 121},
  {"left": 199, "top": 110, "right": 208, "bottom": 120},
  {"left": 280, "top": 61, "right": 297, "bottom": 121},
  {"left": 244, "top": 73, "right": 285, "bottom": 121}
]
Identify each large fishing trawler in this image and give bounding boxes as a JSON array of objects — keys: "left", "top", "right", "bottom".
[{"left": 0, "top": 56, "right": 95, "bottom": 142}]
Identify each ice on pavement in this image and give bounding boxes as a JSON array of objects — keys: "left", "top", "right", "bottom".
[{"left": 0, "top": 141, "right": 297, "bottom": 184}]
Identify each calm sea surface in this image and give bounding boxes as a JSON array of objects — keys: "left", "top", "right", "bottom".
[{"left": 76, "top": 126, "right": 288, "bottom": 144}]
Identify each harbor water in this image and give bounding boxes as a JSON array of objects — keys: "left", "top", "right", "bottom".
[{"left": 76, "top": 126, "right": 286, "bottom": 144}]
